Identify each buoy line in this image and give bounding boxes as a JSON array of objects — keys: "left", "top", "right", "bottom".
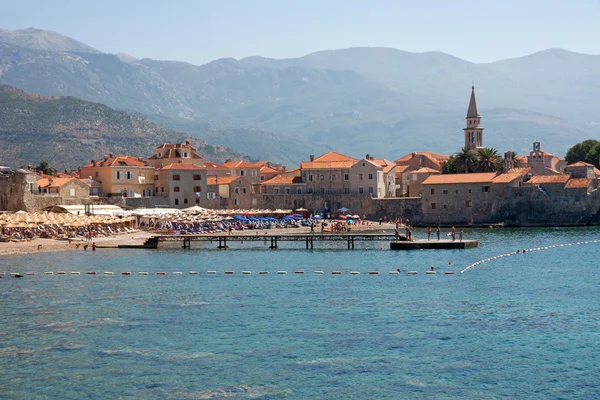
[
  {"left": 460, "top": 239, "right": 600, "bottom": 274},
  {"left": 0, "top": 269, "right": 456, "bottom": 277}
]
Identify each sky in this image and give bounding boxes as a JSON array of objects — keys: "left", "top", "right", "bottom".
[{"left": 1, "top": 0, "right": 599, "bottom": 65}]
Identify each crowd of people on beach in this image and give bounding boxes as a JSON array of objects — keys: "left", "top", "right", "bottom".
[{"left": 0, "top": 223, "right": 135, "bottom": 242}]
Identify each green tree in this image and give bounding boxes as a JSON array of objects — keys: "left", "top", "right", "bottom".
[
  {"left": 475, "top": 148, "right": 502, "bottom": 172},
  {"left": 454, "top": 146, "right": 477, "bottom": 173},
  {"left": 35, "top": 160, "right": 53, "bottom": 175},
  {"left": 565, "top": 140, "right": 599, "bottom": 166},
  {"left": 441, "top": 155, "right": 458, "bottom": 174}
]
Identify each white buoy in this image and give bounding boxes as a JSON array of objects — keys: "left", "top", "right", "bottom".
[
  {"left": 277, "top": 271, "right": 287, "bottom": 274},
  {"left": 26, "top": 272, "right": 35, "bottom": 276},
  {"left": 350, "top": 271, "right": 360, "bottom": 275},
  {"left": 426, "top": 271, "right": 437, "bottom": 275},
  {"left": 56, "top": 271, "right": 66, "bottom": 275},
  {"left": 44, "top": 271, "right": 53, "bottom": 275},
  {"left": 207, "top": 271, "right": 217, "bottom": 274},
  {"left": 314, "top": 271, "right": 324, "bottom": 274},
  {"left": 104, "top": 272, "right": 114, "bottom": 275},
  {"left": 388, "top": 271, "right": 400, "bottom": 274},
  {"left": 242, "top": 271, "right": 252, "bottom": 275},
  {"left": 71, "top": 272, "right": 80, "bottom": 275},
  {"left": 173, "top": 272, "right": 183, "bottom": 275},
  {"left": 138, "top": 272, "right": 148, "bottom": 275}
]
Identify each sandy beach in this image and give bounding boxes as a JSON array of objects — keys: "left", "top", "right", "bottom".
[{"left": 0, "top": 222, "right": 396, "bottom": 256}]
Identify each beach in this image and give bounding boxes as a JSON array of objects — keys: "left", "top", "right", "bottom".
[{"left": 0, "top": 222, "right": 396, "bottom": 256}]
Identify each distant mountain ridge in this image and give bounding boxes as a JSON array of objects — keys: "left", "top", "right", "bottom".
[
  {"left": 0, "top": 28, "right": 598, "bottom": 164},
  {"left": 0, "top": 27, "right": 100, "bottom": 53},
  {"left": 0, "top": 85, "right": 253, "bottom": 169}
]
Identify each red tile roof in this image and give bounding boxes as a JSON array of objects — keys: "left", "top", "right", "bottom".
[
  {"left": 313, "top": 151, "right": 358, "bottom": 163},
  {"left": 207, "top": 176, "right": 239, "bottom": 185},
  {"left": 261, "top": 175, "right": 303, "bottom": 185},
  {"left": 222, "top": 160, "right": 258, "bottom": 169},
  {"left": 565, "top": 178, "right": 592, "bottom": 189},
  {"left": 203, "top": 161, "right": 230, "bottom": 170},
  {"left": 37, "top": 177, "right": 76, "bottom": 188},
  {"left": 81, "top": 155, "right": 148, "bottom": 168},
  {"left": 301, "top": 161, "right": 356, "bottom": 169},
  {"left": 412, "top": 167, "right": 441, "bottom": 174},
  {"left": 158, "top": 163, "right": 205, "bottom": 171},
  {"left": 395, "top": 152, "right": 448, "bottom": 165},
  {"left": 525, "top": 175, "right": 570, "bottom": 185},
  {"left": 491, "top": 167, "right": 532, "bottom": 184},
  {"left": 423, "top": 172, "right": 497, "bottom": 185},
  {"left": 566, "top": 161, "right": 594, "bottom": 168}
]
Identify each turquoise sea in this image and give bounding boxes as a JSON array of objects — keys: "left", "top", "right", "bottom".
[{"left": 1, "top": 228, "right": 600, "bottom": 399}]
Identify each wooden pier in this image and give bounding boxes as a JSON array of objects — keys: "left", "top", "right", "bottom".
[
  {"left": 131, "top": 233, "right": 398, "bottom": 250},
  {"left": 390, "top": 239, "right": 478, "bottom": 250}
]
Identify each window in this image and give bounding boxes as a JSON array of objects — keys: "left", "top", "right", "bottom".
[
  {"left": 344, "top": 173, "right": 349, "bottom": 181},
  {"left": 243, "top": 188, "right": 247, "bottom": 194},
  {"left": 193, "top": 175, "right": 201, "bottom": 181},
  {"left": 431, "top": 188, "right": 435, "bottom": 195},
  {"left": 174, "top": 199, "right": 179, "bottom": 205},
  {"left": 193, "top": 186, "right": 201, "bottom": 192},
  {"left": 468, "top": 189, "right": 472, "bottom": 193},
  {"left": 455, "top": 190, "right": 459, "bottom": 194},
  {"left": 332, "top": 174, "right": 337, "bottom": 181},
  {"left": 359, "top": 174, "right": 363, "bottom": 180},
  {"left": 161, "top": 187, "right": 164, "bottom": 193},
  {"left": 362, "top": 163, "right": 366, "bottom": 167},
  {"left": 252, "top": 170, "right": 258, "bottom": 177},
  {"left": 234, "top": 198, "right": 238, "bottom": 206},
  {"left": 207, "top": 192, "right": 216, "bottom": 199},
  {"left": 285, "top": 188, "right": 291, "bottom": 194},
  {"left": 320, "top": 188, "right": 325, "bottom": 194},
  {"left": 174, "top": 186, "right": 180, "bottom": 192},
  {"left": 196, "top": 198, "right": 200, "bottom": 204},
  {"left": 115, "top": 171, "right": 122, "bottom": 180},
  {"left": 368, "top": 187, "right": 374, "bottom": 194},
  {"left": 183, "top": 198, "right": 188, "bottom": 204},
  {"left": 235, "top": 188, "right": 239, "bottom": 194},
  {"left": 345, "top": 188, "right": 350, "bottom": 194},
  {"left": 483, "top": 185, "right": 490, "bottom": 193},
  {"left": 466, "top": 200, "right": 472, "bottom": 207},
  {"left": 359, "top": 187, "right": 364, "bottom": 194},
  {"left": 69, "top": 188, "right": 75, "bottom": 197},
  {"left": 443, "top": 189, "right": 448, "bottom": 195},
  {"left": 240, "top": 170, "right": 245, "bottom": 176},
  {"left": 173, "top": 174, "right": 180, "bottom": 181},
  {"left": 320, "top": 175, "right": 324, "bottom": 180},
  {"left": 298, "top": 188, "right": 302, "bottom": 194},
  {"left": 95, "top": 172, "right": 99, "bottom": 178},
  {"left": 443, "top": 204, "right": 447, "bottom": 209},
  {"left": 368, "top": 173, "right": 373, "bottom": 180},
  {"left": 274, "top": 188, "right": 280, "bottom": 194},
  {"left": 309, "top": 175, "right": 313, "bottom": 181},
  {"left": 126, "top": 171, "right": 132, "bottom": 180},
  {"left": 155, "top": 187, "right": 159, "bottom": 193},
  {"left": 431, "top": 203, "right": 436, "bottom": 210},
  {"left": 183, "top": 152, "right": 189, "bottom": 158},
  {"left": 307, "top": 188, "right": 313, "bottom": 194},
  {"left": 154, "top": 175, "right": 158, "bottom": 181}
]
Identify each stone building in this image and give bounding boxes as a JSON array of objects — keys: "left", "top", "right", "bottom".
[
  {"left": 259, "top": 175, "right": 305, "bottom": 195},
  {"left": 154, "top": 163, "right": 207, "bottom": 208},
  {"left": 564, "top": 161, "right": 600, "bottom": 179},
  {"left": 222, "top": 160, "right": 262, "bottom": 186},
  {"left": 206, "top": 176, "right": 252, "bottom": 209},
  {"left": 36, "top": 177, "right": 90, "bottom": 200},
  {"left": 526, "top": 141, "right": 566, "bottom": 175}
]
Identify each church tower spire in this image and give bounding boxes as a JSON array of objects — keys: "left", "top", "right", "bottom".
[{"left": 463, "top": 86, "right": 484, "bottom": 150}]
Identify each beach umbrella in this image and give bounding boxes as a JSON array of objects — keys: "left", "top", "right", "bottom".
[{"left": 339, "top": 207, "right": 350, "bottom": 212}]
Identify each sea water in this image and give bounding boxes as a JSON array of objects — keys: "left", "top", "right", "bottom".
[{"left": 1, "top": 228, "right": 599, "bottom": 399}]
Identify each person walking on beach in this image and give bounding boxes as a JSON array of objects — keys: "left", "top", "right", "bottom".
[
  {"left": 459, "top": 230, "right": 463, "bottom": 242},
  {"left": 427, "top": 226, "right": 431, "bottom": 241},
  {"left": 436, "top": 226, "right": 440, "bottom": 240},
  {"left": 451, "top": 226, "right": 456, "bottom": 241},
  {"left": 310, "top": 222, "right": 315, "bottom": 234}
]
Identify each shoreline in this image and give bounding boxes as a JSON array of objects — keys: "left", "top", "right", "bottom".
[{"left": 0, "top": 223, "right": 397, "bottom": 256}]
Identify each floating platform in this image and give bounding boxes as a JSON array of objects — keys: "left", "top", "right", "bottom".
[{"left": 390, "top": 239, "right": 478, "bottom": 250}]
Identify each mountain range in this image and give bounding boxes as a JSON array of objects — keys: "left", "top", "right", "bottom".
[
  {"left": 0, "top": 85, "right": 252, "bottom": 170},
  {"left": 0, "top": 27, "right": 598, "bottom": 165}
]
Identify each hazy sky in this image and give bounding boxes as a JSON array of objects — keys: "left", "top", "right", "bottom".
[{"left": 2, "top": 0, "right": 599, "bottom": 65}]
